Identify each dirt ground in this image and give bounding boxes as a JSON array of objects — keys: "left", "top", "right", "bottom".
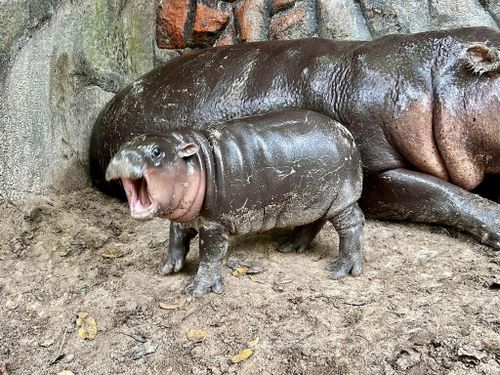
[{"left": 0, "top": 188, "right": 499, "bottom": 375}]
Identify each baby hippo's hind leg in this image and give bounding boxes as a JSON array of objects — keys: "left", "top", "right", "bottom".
[
  {"left": 327, "top": 203, "right": 364, "bottom": 279},
  {"left": 160, "top": 222, "right": 198, "bottom": 274},
  {"left": 278, "top": 219, "right": 327, "bottom": 253}
]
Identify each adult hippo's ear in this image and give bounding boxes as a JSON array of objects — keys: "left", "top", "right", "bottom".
[
  {"left": 463, "top": 42, "right": 500, "bottom": 75},
  {"left": 177, "top": 143, "right": 200, "bottom": 158}
]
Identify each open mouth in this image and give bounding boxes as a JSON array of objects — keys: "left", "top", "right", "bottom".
[{"left": 121, "top": 177, "right": 159, "bottom": 219}]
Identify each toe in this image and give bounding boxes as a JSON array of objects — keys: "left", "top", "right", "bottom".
[
  {"left": 174, "top": 258, "right": 184, "bottom": 272},
  {"left": 351, "top": 259, "right": 362, "bottom": 277},
  {"left": 487, "top": 236, "right": 500, "bottom": 251},
  {"left": 325, "top": 260, "right": 337, "bottom": 272},
  {"left": 184, "top": 276, "right": 223, "bottom": 296},
  {"left": 327, "top": 258, "right": 360, "bottom": 279},
  {"left": 184, "top": 280, "right": 209, "bottom": 296},
  {"left": 159, "top": 260, "right": 174, "bottom": 275},
  {"left": 278, "top": 242, "right": 297, "bottom": 253},
  {"left": 160, "top": 256, "right": 185, "bottom": 274},
  {"left": 330, "top": 265, "right": 351, "bottom": 279},
  {"left": 192, "top": 286, "right": 210, "bottom": 297},
  {"left": 278, "top": 241, "right": 308, "bottom": 253},
  {"left": 212, "top": 279, "right": 224, "bottom": 294},
  {"left": 296, "top": 244, "right": 307, "bottom": 253}
]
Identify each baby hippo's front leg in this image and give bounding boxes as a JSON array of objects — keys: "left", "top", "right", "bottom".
[
  {"left": 160, "top": 222, "right": 197, "bottom": 274},
  {"left": 327, "top": 203, "right": 364, "bottom": 279},
  {"left": 184, "top": 223, "right": 229, "bottom": 296}
]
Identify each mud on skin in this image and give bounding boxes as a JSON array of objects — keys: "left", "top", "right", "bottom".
[
  {"left": 90, "top": 27, "right": 500, "bottom": 250},
  {"left": 105, "top": 110, "right": 364, "bottom": 295}
]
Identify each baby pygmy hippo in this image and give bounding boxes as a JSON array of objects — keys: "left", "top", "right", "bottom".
[{"left": 105, "top": 110, "right": 364, "bottom": 296}]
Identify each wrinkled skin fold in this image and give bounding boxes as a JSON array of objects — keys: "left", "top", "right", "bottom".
[{"left": 90, "top": 26, "right": 500, "bottom": 250}]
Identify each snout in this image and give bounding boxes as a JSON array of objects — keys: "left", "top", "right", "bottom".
[
  {"left": 105, "top": 149, "right": 159, "bottom": 219},
  {"left": 105, "top": 149, "right": 147, "bottom": 182}
]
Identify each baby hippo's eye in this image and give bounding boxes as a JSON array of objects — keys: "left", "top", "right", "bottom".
[{"left": 151, "top": 147, "right": 161, "bottom": 159}]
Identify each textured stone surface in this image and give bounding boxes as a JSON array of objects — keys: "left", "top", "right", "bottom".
[
  {"left": 484, "top": 0, "right": 500, "bottom": 25},
  {"left": 190, "top": 0, "right": 231, "bottom": 47},
  {"left": 0, "top": 2, "right": 28, "bottom": 76},
  {"left": 214, "top": 16, "right": 237, "bottom": 46},
  {"left": 0, "top": 0, "right": 157, "bottom": 198},
  {"left": 271, "top": 0, "right": 296, "bottom": 15},
  {"left": 156, "top": 0, "right": 192, "bottom": 49},
  {"left": 0, "top": 0, "right": 62, "bottom": 76},
  {"left": 429, "top": 0, "right": 498, "bottom": 30},
  {"left": 235, "top": 0, "right": 270, "bottom": 42},
  {"left": 317, "top": 0, "right": 371, "bottom": 40},
  {"left": 357, "top": 0, "right": 498, "bottom": 37},
  {"left": 2, "top": 0, "right": 500, "bottom": 197},
  {"left": 269, "top": 0, "right": 317, "bottom": 40},
  {"left": 155, "top": 0, "right": 500, "bottom": 50}
]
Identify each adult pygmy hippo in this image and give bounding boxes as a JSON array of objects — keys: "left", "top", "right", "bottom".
[
  {"left": 105, "top": 110, "right": 364, "bottom": 295},
  {"left": 90, "top": 26, "right": 500, "bottom": 249}
]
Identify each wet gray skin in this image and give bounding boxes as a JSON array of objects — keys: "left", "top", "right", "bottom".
[
  {"left": 90, "top": 27, "right": 500, "bottom": 250},
  {"left": 105, "top": 110, "right": 364, "bottom": 296}
]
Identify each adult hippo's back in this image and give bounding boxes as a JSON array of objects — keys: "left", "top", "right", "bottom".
[{"left": 90, "top": 27, "right": 500, "bottom": 249}]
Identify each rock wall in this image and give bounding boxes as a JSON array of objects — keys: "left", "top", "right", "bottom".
[
  {"left": 0, "top": 0, "right": 166, "bottom": 198},
  {"left": 156, "top": 0, "right": 499, "bottom": 47},
  {"left": 1, "top": 0, "right": 499, "bottom": 198}
]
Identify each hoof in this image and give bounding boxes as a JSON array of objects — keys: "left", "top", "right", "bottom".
[
  {"left": 278, "top": 240, "right": 307, "bottom": 253},
  {"left": 326, "top": 257, "right": 362, "bottom": 279},
  {"left": 159, "top": 256, "right": 185, "bottom": 275},
  {"left": 482, "top": 233, "right": 500, "bottom": 251},
  {"left": 184, "top": 275, "right": 224, "bottom": 296}
]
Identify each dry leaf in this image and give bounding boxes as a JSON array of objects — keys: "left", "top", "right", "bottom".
[
  {"left": 159, "top": 296, "right": 186, "bottom": 310},
  {"left": 76, "top": 312, "right": 97, "bottom": 340},
  {"left": 247, "top": 337, "right": 260, "bottom": 347},
  {"left": 227, "top": 259, "right": 264, "bottom": 275},
  {"left": 100, "top": 248, "right": 124, "bottom": 258},
  {"left": 186, "top": 329, "right": 208, "bottom": 343},
  {"left": 231, "top": 348, "right": 253, "bottom": 363},
  {"left": 58, "top": 372, "right": 75, "bottom": 375},
  {"left": 231, "top": 267, "right": 249, "bottom": 277}
]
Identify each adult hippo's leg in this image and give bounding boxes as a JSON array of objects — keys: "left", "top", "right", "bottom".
[
  {"left": 360, "top": 169, "right": 500, "bottom": 250},
  {"left": 277, "top": 219, "right": 327, "bottom": 253},
  {"left": 327, "top": 203, "right": 364, "bottom": 279},
  {"left": 159, "top": 222, "right": 198, "bottom": 274}
]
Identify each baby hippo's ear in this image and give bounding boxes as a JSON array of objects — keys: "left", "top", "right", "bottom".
[
  {"left": 463, "top": 42, "right": 500, "bottom": 75},
  {"left": 177, "top": 142, "right": 200, "bottom": 158}
]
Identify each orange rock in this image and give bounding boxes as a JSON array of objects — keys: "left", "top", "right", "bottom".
[
  {"left": 156, "top": 0, "right": 192, "bottom": 49},
  {"left": 235, "top": 0, "right": 269, "bottom": 42},
  {"left": 271, "top": 0, "right": 296, "bottom": 15},
  {"left": 214, "top": 18, "right": 237, "bottom": 46},
  {"left": 193, "top": 2, "right": 230, "bottom": 35},
  {"left": 191, "top": 1, "right": 231, "bottom": 47},
  {"left": 269, "top": 7, "right": 306, "bottom": 40}
]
